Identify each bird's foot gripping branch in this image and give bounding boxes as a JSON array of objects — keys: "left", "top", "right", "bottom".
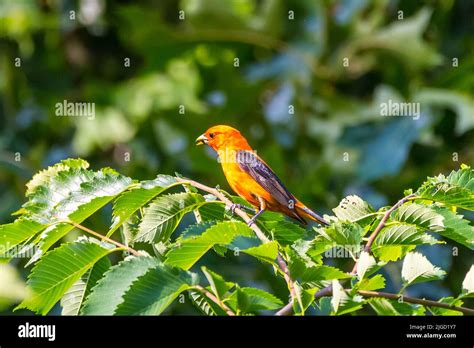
[{"left": 1, "top": 159, "right": 473, "bottom": 316}]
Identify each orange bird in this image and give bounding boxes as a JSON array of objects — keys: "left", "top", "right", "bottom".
[{"left": 195, "top": 125, "right": 328, "bottom": 226}]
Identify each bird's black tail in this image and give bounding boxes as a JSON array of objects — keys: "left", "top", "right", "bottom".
[{"left": 295, "top": 203, "right": 329, "bottom": 226}]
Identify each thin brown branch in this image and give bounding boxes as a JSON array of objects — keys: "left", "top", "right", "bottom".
[
  {"left": 193, "top": 285, "right": 236, "bottom": 316},
  {"left": 176, "top": 177, "right": 297, "bottom": 308},
  {"left": 349, "top": 193, "right": 416, "bottom": 275},
  {"left": 276, "top": 193, "right": 419, "bottom": 316},
  {"left": 59, "top": 220, "right": 141, "bottom": 257},
  {"left": 364, "top": 194, "right": 416, "bottom": 252},
  {"left": 357, "top": 290, "right": 474, "bottom": 316},
  {"left": 176, "top": 178, "right": 270, "bottom": 242},
  {"left": 276, "top": 282, "right": 333, "bottom": 316}
]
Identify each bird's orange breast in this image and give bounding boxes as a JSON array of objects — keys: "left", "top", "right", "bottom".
[{"left": 220, "top": 156, "right": 269, "bottom": 207}]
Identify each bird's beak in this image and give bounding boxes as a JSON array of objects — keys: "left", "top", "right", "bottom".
[{"left": 195, "top": 134, "right": 208, "bottom": 146}]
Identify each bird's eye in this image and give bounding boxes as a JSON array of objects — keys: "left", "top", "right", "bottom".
[{"left": 209, "top": 132, "right": 215, "bottom": 139}]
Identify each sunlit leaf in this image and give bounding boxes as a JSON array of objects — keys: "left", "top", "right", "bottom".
[
  {"left": 333, "top": 195, "right": 375, "bottom": 225},
  {"left": 401, "top": 252, "right": 446, "bottom": 287},
  {"left": 109, "top": 175, "right": 178, "bottom": 236},
  {"left": 416, "top": 165, "right": 474, "bottom": 211},
  {"left": 391, "top": 203, "right": 444, "bottom": 232},
  {"left": 432, "top": 207, "right": 474, "bottom": 249},
  {"left": 60, "top": 256, "right": 111, "bottom": 315},
  {"left": 165, "top": 221, "right": 254, "bottom": 270},
  {"left": 135, "top": 193, "right": 209, "bottom": 243},
  {"left": 81, "top": 256, "right": 159, "bottom": 315},
  {"left": 17, "top": 240, "right": 118, "bottom": 315},
  {"left": 461, "top": 265, "right": 474, "bottom": 298},
  {"left": 331, "top": 280, "right": 364, "bottom": 315},
  {"left": 357, "top": 274, "right": 385, "bottom": 291},
  {"left": 201, "top": 266, "right": 234, "bottom": 301},
  {"left": 241, "top": 241, "right": 278, "bottom": 264},
  {"left": 115, "top": 264, "right": 198, "bottom": 315},
  {"left": 372, "top": 224, "right": 438, "bottom": 262}
]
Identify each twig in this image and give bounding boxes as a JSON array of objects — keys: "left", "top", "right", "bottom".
[
  {"left": 58, "top": 220, "right": 141, "bottom": 257},
  {"left": 349, "top": 193, "right": 416, "bottom": 275},
  {"left": 364, "top": 194, "right": 416, "bottom": 253},
  {"left": 357, "top": 290, "right": 474, "bottom": 316},
  {"left": 193, "top": 285, "right": 236, "bottom": 316},
  {"left": 176, "top": 177, "right": 297, "bottom": 309},
  {"left": 275, "top": 285, "right": 333, "bottom": 316},
  {"left": 276, "top": 193, "right": 418, "bottom": 316}
]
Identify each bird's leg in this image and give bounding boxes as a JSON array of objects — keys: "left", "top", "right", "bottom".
[
  {"left": 229, "top": 203, "right": 256, "bottom": 215},
  {"left": 247, "top": 197, "right": 266, "bottom": 226}
]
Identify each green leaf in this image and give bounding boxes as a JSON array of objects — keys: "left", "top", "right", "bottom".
[
  {"left": 25, "top": 158, "right": 90, "bottom": 197},
  {"left": 201, "top": 266, "right": 234, "bottom": 301},
  {"left": 317, "top": 221, "right": 363, "bottom": 257},
  {"left": 54, "top": 169, "right": 133, "bottom": 220},
  {"left": 447, "top": 165, "right": 474, "bottom": 190},
  {"left": 401, "top": 252, "right": 446, "bottom": 288},
  {"left": 238, "top": 287, "right": 283, "bottom": 311},
  {"left": 432, "top": 207, "right": 474, "bottom": 249},
  {"left": 241, "top": 241, "right": 278, "bottom": 264},
  {"left": 81, "top": 256, "right": 159, "bottom": 315},
  {"left": 108, "top": 175, "right": 178, "bottom": 236},
  {"left": 121, "top": 213, "right": 141, "bottom": 246},
  {"left": 416, "top": 166, "right": 474, "bottom": 211},
  {"left": 287, "top": 243, "right": 347, "bottom": 286},
  {"left": 225, "top": 235, "right": 260, "bottom": 252},
  {"left": 461, "top": 265, "right": 474, "bottom": 298},
  {"left": 227, "top": 287, "right": 283, "bottom": 313},
  {"left": 287, "top": 247, "right": 313, "bottom": 280},
  {"left": 391, "top": 203, "right": 444, "bottom": 232},
  {"left": 165, "top": 221, "right": 253, "bottom": 270},
  {"left": 368, "top": 298, "right": 425, "bottom": 316},
  {"left": 292, "top": 282, "right": 317, "bottom": 315},
  {"left": 188, "top": 290, "right": 224, "bottom": 316},
  {"left": 333, "top": 195, "right": 376, "bottom": 225},
  {"left": 428, "top": 297, "right": 464, "bottom": 316},
  {"left": 27, "top": 196, "right": 123, "bottom": 265},
  {"left": 22, "top": 165, "right": 132, "bottom": 224},
  {"left": 0, "top": 220, "right": 45, "bottom": 258},
  {"left": 290, "top": 239, "right": 324, "bottom": 269},
  {"left": 115, "top": 264, "right": 198, "bottom": 315},
  {"left": 60, "top": 256, "right": 111, "bottom": 315},
  {"left": 372, "top": 223, "right": 438, "bottom": 262},
  {"left": 17, "top": 240, "right": 118, "bottom": 315},
  {"left": 357, "top": 274, "right": 386, "bottom": 291},
  {"left": 356, "top": 251, "right": 378, "bottom": 280},
  {"left": 198, "top": 202, "right": 226, "bottom": 221},
  {"left": 23, "top": 167, "right": 133, "bottom": 263},
  {"left": 331, "top": 280, "right": 364, "bottom": 315},
  {"left": 135, "top": 192, "right": 208, "bottom": 243},
  {"left": 178, "top": 221, "right": 217, "bottom": 241},
  {"left": 262, "top": 220, "right": 308, "bottom": 246},
  {"left": 305, "top": 236, "right": 334, "bottom": 264},
  {"left": 301, "top": 265, "right": 350, "bottom": 283}
]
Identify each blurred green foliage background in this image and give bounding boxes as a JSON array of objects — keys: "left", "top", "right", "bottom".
[{"left": 0, "top": 0, "right": 473, "bottom": 314}]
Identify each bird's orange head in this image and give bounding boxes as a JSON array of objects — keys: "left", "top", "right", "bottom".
[{"left": 195, "top": 125, "right": 251, "bottom": 151}]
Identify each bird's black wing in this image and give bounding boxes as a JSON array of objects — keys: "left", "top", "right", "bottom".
[{"left": 236, "top": 150, "right": 296, "bottom": 209}]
